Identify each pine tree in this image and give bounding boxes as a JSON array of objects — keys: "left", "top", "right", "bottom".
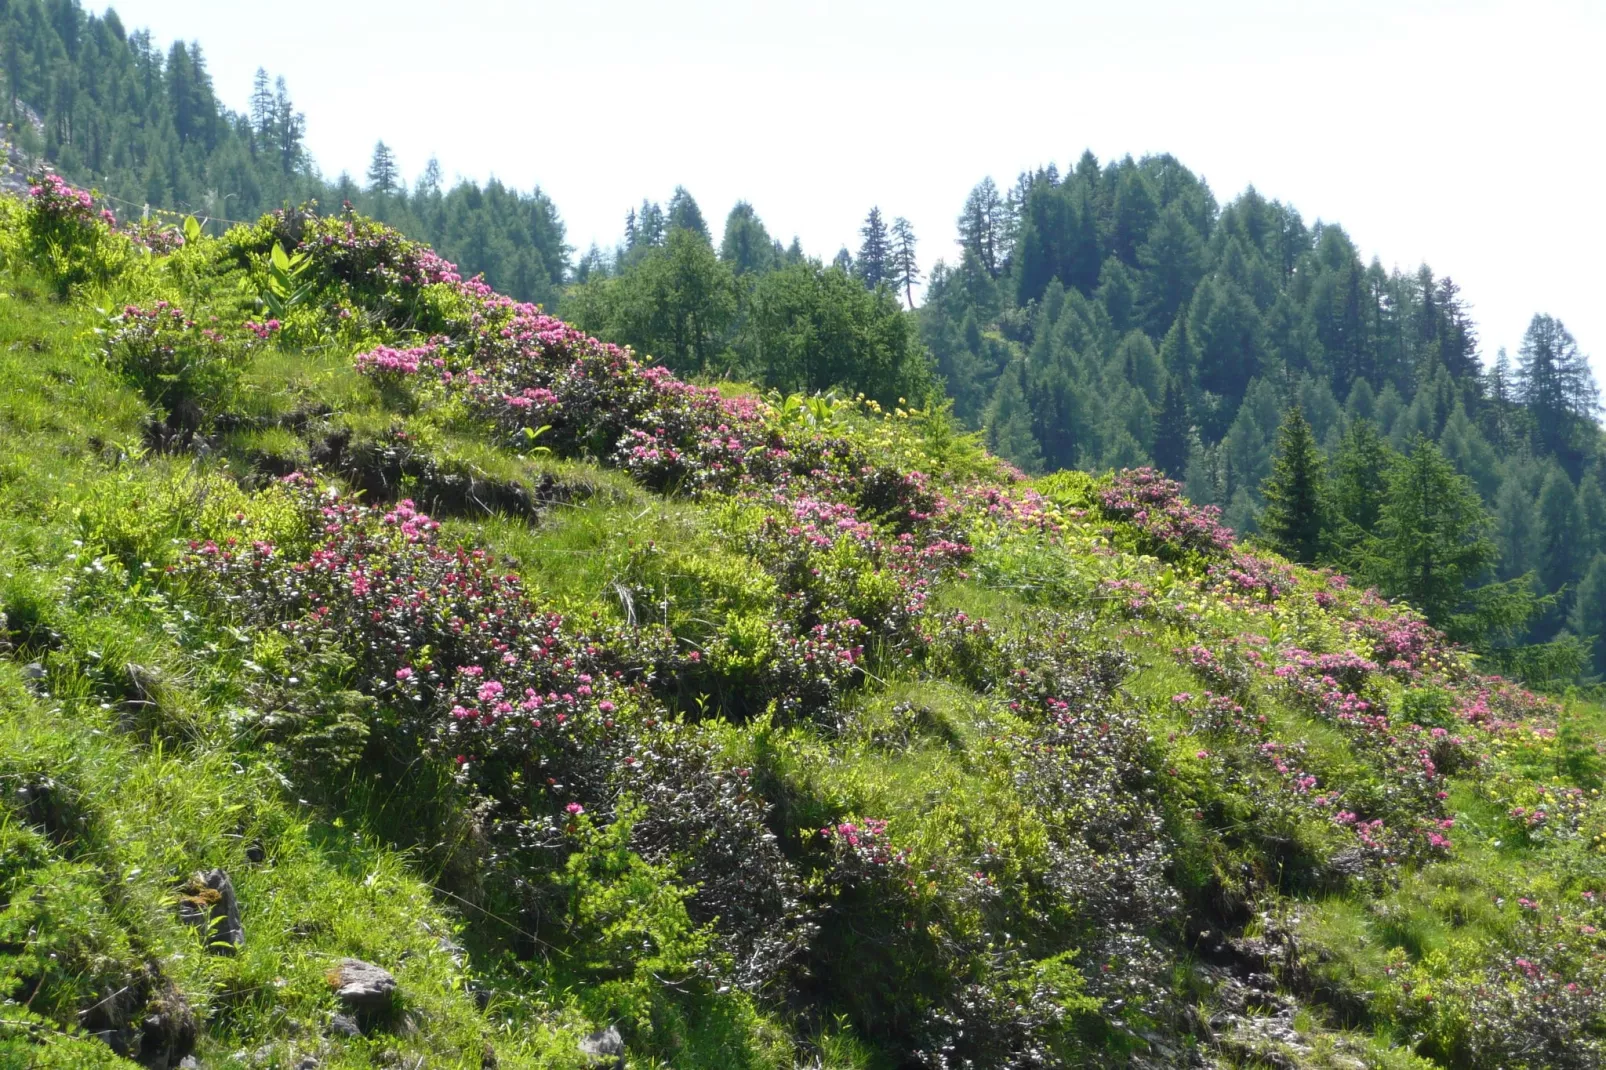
[
  {"left": 636, "top": 201, "right": 666, "bottom": 248},
  {"left": 1152, "top": 375, "right": 1191, "bottom": 477},
  {"left": 1259, "top": 404, "right": 1330, "bottom": 562},
  {"left": 1579, "top": 467, "right": 1606, "bottom": 560},
  {"left": 1137, "top": 204, "right": 1206, "bottom": 336},
  {"left": 857, "top": 207, "right": 891, "bottom": 289},
  {"left": 366, "top": 141, "right": 398, "bottom": 195},
  {"left": 832, "top": 247, "right": 854, "bottom": 275},
  {"left": 890, "top": 216, "right": 920, "bottom": 309}
]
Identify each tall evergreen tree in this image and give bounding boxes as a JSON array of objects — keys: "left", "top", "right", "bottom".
[
  {"left": 718, "top": 202, "right": 776, "bottom": 276},
  {"left": 1364, "top": 436, "right": 1529, "bottom": 644},
  {"left": 1516, "top": 314, "right": 1599, "bottom": 455},
  {"left": 1152, "top": 375, "right": 1191, "bottom": 477},
  {"left": 986, "top": 364, "right": 1042, "bottom": 473},
  {"left": 248, "top": 67, "right": 274, "bottom": 143},
  {"left": 1537, "top": 467, "right": 1583, "bottom": 594},
  {"left": 666, "top": 186, "right": 710, "bottom": 242},
  {"left": 1572, "top": 555, "right": 1606, "bottom": 677},
  {"left": 891, "top": 216, "right": 920, "bottom": 309},
  {"left": 1330, "top": 418, "right": 1393, "bottom": 546},
  {"left": 956, "top": 178, "right": 1004, "bottom": 277},
  {"left": 1259, "top": 404, "right": 1330, "bottom": 562},
  {"left": 366, "top": 141, "right": 399, "bottom": 195},
  {"left": 857, "top": 207, "right": 892, "bottom": 289}
]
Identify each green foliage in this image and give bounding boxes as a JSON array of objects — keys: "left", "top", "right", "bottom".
[
  {"left": 259, "top": 241, "right": 314, "bottom": 320},
  {"left": 1358, "top": 436, "right": 1532, "bottom": 645},
  {"left": 1259, "top": 403, "right": 1330, "bottom": 563}
]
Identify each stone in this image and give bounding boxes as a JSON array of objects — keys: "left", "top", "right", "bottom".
[
  {"left": 329, "top": 958, "right": 396, "bottom": 1012},
  {"left": 327, "top": 1012, "right": 362, "bottom": 1038},
  {"left": 177, "top": 869, "right": 244, "bottom": 954},
  {"left": 578, "top": 1024, "right": 625, "bottom": 1069}
]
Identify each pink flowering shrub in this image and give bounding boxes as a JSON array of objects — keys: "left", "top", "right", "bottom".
[
  {"left": 101, "top": 301, "right": 241, "bottom": 435},
  {"left": 1097, "top": 468, "right": 1235, "bottom": 559},
  {"left": 23, "top": 172, "right": 128, "bottom": 294},
  {"left": 173, "top": 477, "right": 808, "bottom": 990}
]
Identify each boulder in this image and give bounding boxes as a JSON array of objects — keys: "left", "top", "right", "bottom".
[
  {"left": 329, "top": 958, "right": 396, "bottom": 1013},
  {"left": 578, "top": 1024, "right": 625, "bottom": 1069},
  {"left": 177, "top": 869, "right": 244, "bottom": 954}
]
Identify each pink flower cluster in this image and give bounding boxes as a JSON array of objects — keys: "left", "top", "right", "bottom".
[{"left": 1097, "top": 468, "right": 1235, "bottom": 557}]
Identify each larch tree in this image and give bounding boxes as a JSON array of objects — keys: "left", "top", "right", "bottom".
[
  {"left": 1517, "top": 314, "right": 1599, "bottom": 454},
  {"left": 891, "top": 216, "right": 920, "bottom": 309}
]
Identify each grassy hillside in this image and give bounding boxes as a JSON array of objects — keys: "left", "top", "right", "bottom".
[{"left": 0, "top": 177, "right": 1602, "bottom": 1070}]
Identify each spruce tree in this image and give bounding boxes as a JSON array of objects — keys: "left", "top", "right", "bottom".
[
  {"left": 719, "top": 202, "right": 775, "bottom": 276},
  {"left": 248, "top": 67, "right": 274, "bottom": 143},
  {"left": 1330, "top": 418, "right": 1393, "bottom": 546},
  {"left": 1259, "top": 404, "right": 1330, "bottom": 562},
  {"left": 857, "top": 207, "right": 891, "bottom": 289},
  {"left": 1578, "top": 467, "right": 1606, "bottom": 560}
]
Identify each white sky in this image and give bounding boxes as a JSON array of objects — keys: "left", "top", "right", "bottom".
[{"left": 111, "top": 0, "right": 1603, "bottom": 381}]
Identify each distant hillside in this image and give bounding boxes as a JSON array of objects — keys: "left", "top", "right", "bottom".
[{"left": 0, "top": 0, "right": 568, "bottom": 306}]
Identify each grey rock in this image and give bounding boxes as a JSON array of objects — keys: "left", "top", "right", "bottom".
[
  {"left": 327, "top": 1012, "right": 362, "bottom": 1038},
  {"left": 578, "top": 1024, "right": 625, "bottom": 1068},
  {"left": 295, "top": 1058, "right": 321, "bottom": 1070},
  {"left": 22, "top": 661, "right": 46, "bottom": 681},
  {"left": 330, "top": 958, "right": 396, "bottom": 1012},
  {"left": 178, "top": 869, "right": 244, "bottom": 954},
  {"left": 177, "top": 1058, "right": 200, "bottom": 1070}
]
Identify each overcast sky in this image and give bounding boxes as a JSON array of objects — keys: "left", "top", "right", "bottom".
[{"left": 112, "top": 0, "right": 1602, "bottom": 381}]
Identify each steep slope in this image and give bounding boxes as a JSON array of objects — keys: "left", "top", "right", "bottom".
[{"left": 0, "top": 178, "right": 1603, "bottom": 1069}]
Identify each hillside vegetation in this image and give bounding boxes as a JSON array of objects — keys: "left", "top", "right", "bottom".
[{"left": 1, "top": 180, "right": 1604, "bottom": 1070}]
